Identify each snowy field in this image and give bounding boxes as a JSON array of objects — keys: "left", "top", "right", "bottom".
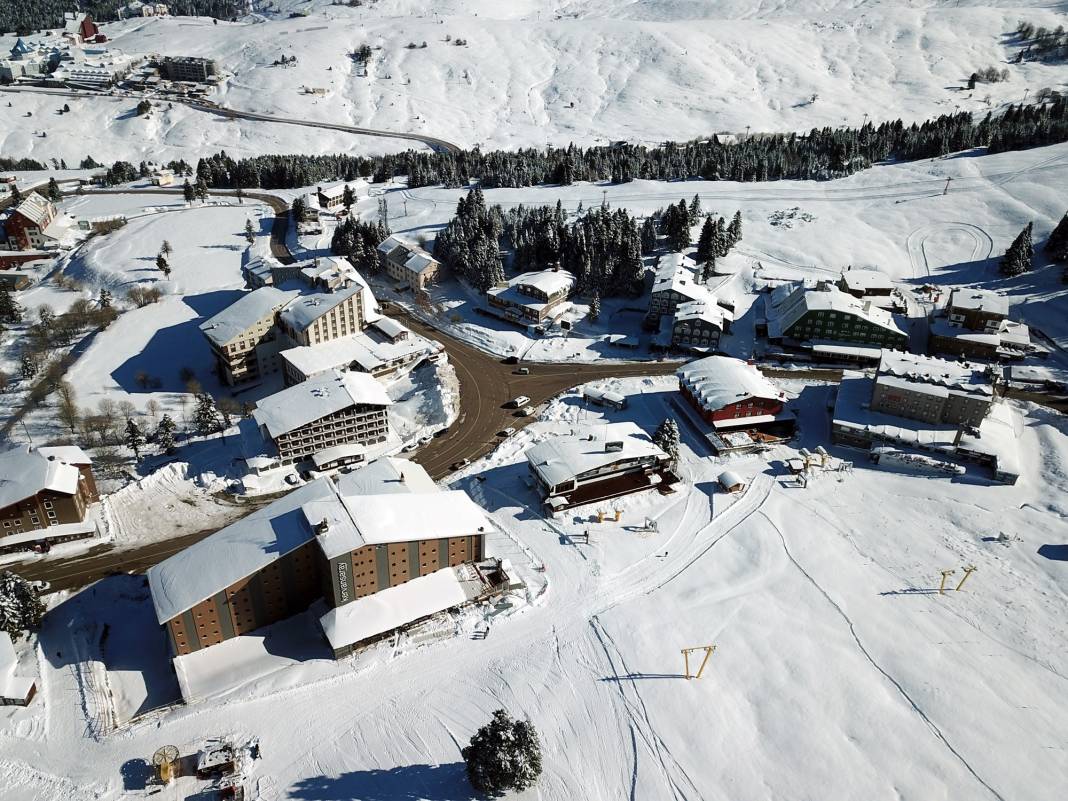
[
  {"left": 3, "top": 1, "right": 1068, "bottom": 162},
  {"left": 1, "top": 373, "right": 1066, "bottom": 800}
]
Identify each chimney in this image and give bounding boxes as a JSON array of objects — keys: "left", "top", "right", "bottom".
[{"left": 315, "top": 518, "right": 330, "bottom": 535}]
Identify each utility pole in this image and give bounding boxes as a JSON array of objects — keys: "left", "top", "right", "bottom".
[
  {"left": 681, "top": 645, "right": 716, "bottom": 680},
  {"left": 943, "top": 176, "right": 953, "bottom": 195},
  {"left": 955, "top": 565, "right": 977, "bottom": 592},
  {"left": 938, "top": 569, "right": 956, "bottom": 595}
]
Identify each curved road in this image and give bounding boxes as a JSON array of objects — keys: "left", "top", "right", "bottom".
[{"left": 0, "top": 85, "right": 462, "bottom": 155}]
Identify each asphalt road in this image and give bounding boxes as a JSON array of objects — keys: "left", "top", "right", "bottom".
[{"left": 0, "top": 85, "right": 462, "bottom": 155}]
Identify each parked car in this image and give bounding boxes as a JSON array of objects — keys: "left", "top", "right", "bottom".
[
  {"left": 507, "top": 395, "right": 531, "bottom": 409},
  {"left": 519, "top": 405, "right": 536, "bottom": 416},
  {"left": 451, "top": 458, "right": 470, "bottom": 471},
  {"left": 284, "top": 473, "right": 300, "bottom": 485},
  {"left": 515, "top": 367, "right": 530, "bottom": 375},
  {"left": 498, "top": 426, "right": 517, "bottom": 437},
  {"left": 402, "top": 442, "right": 418, "bottom": 452}
]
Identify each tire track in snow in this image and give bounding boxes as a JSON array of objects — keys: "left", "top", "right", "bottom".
[
  {"left": 589, "top": 616, "right": 705, "bottom": 801},
  {"left": 758, "top": 511, "right": 1008, "bottom": 801}
]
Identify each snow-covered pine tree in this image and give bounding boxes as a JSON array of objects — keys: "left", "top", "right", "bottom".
[
  {"left": 1044, "top": 212, "right": 1068, "bottom": 263},
  {"left": 688, "top": 194, "right": 702, "bottom": 225},
  {"left": 155, "top": 414, "right": 177, "bottom": 454},
  {"left": 20, "top": 353, "right": 37, "bottom": 379},
  {"left": 98, "top": 288, "right": 112, "bottom": 309},
  {"left": 653, "top": 417, "right": 681, "bottom": 466},
  {"left": 47, "top": 176, "right": 61, "bottom": 201},
  {"left": 728, "top": 210, "right": 743, "bottom": 247},
  {"left": 0, "top": 570, "right": 45, "bottom": 640},
  {"left": 182, "top": 179, "right": 195, "bottom": 202},
  {"left": 640, "top": 216, "right": 657, "bottom": 255},
  {"left": 193, "top": 394, "right": 221, "bottom": 436},
  {"left": 156, "top": 254, "right": 171, "bottom": 278},
  {"left": 244, "top": 219, "right": 255, "bottom": 243},
  {"left": 461, "top": 709, "right": 543, "bottom": 794},
  {"left": 701, "top": 254, "right": 717, "bottom": 283},
  {"left": 714, "top": 216, "right": 729, "bottom": 257},
  {"left": 1000, "top": 222, "right": 1034, "bottom": 276},
  {"left": 590, "top": 291, "right": 601, "bottom": 321},
  {"left": 0, "top": 285, "right": 22, "bottom": 323},
  {"left": 342, "top": 184, "right": 355, "bottom": 209},
  {"left": 696, "top": 215, "right": 715, "bottom": 265},
  {"left": 123, "top": 418, "right": 145, "bottom": 460}
]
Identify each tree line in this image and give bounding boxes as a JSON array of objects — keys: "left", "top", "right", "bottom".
[
  {"left": 176, "top": 100, "right": 1068, "bottom": 192},
  {"left": 0, "top": 0, "right": 247, "bottom": 36},
  {"left": 1013, "top": 21, "right": 1068, "bottom": 63}
]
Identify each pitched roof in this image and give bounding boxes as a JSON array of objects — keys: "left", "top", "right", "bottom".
[
  {"left": 839, "top": 269, "right": 894, "bottom": 293},
  {"left": 146, "top": 478, "right": 336, "bottom": 623},
  {"left": 948, "top": 288, "right": 1008, "bottom": 317},
  {"left": 279, "top": 283, "right": 363, "bottom": 332},
  {"left": 876, "top": 350, "right": 994, "bottom": 398},
  {"left": 773, "top": 283, "right": 904, "bottom": 337},
  {"left": 510, "top": 270, "right": 575, "bottom": 296},
  {"left": 0, "top": 446, "right": 84, "bottom": 511},
  {"left": 199, "top": 286, "right": 298, "bottom": 346},
  {"left": 252, "top": 370, "right": 391, "bottom": 439},
  {"left": 525, "top": 422, "right": 667, "bottom": 488},
  {"left": 677, "top": 355, "right": 782, "bottom": 411},
  {"left": 279, "top": 329, "right": 426, "bottom": 378},
  {"left": 673, "top": 299, "right": 729, "bottom": 329},
  {"left": 12, "top": 193, "right": 54, "bottom": 228}
]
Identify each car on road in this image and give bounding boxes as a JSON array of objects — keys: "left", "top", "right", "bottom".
[
  {"left": 284, "top": 473, "right": 300, "bottom": 485},
  {"left": 515, "top": 367, "right": 530, "bottom": 375},
  {"left": 506, "top": 395, "right": 531, "bottom": 409},
  {"left": 420, "top": 434, "right": 434, "bottom": 445},
  {"left": 498, "top": 426, "right": 517, "bottom": 437},
  {"left": 517, "top": 405, "right": 536, "bottom": 417},
  {"left": 402, "top": 442, "right": 418, "bottom": 452},
  {"left": 451, "top": 458, "right": 470, "bottom": 471}
]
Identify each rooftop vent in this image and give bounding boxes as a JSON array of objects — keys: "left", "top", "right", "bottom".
[{"left": 315, "top": 518, "right": 329, "bottom": 535}]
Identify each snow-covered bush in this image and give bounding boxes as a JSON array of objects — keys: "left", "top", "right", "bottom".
[{"left": 0, "top": 570, "right": 45, "bottom": 641}]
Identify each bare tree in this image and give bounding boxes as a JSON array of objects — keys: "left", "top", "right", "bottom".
[
  {"left": 145, "top": 398, "right": 161, "bottom": 426},
  {"left": 185, "top": 377, "right": 203, "bottom": 396},
  {"left": 117, "top": 399, "right": 137, "bottom": 422},
  {"left": 56, "top": 381, "right": 79, "bottom": 434},
  {"left": 96, "top": 398, "right": 120, "bottom": 444}
]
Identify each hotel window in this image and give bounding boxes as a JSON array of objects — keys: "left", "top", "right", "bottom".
[{"left": 43, "top": 501, "right": 53, "bottom": 510}]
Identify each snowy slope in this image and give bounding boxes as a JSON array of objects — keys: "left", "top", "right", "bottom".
[{"left": 3, "top": 1, "right": 1067, "bottom": 162}]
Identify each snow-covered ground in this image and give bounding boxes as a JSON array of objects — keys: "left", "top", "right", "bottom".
[
  {"left": 2, "top": 371, "right": 1066, "bottom": 800},
  {"left": 3, "top": 1, "right": 1067, "bottom": 162}
]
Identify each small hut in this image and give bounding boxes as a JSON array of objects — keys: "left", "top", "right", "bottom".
[{"left": 717, "top": 470, "right": 745, "bottom": 493}]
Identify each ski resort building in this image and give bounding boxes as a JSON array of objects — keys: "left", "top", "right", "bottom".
[
  {"left": 837, "top": 269, "right": 895, "bottom": 299},
  {"left": 831, "top": 352, "right": 1018, "bottom": 483},
  {"left": 147, "top": 459, "right": 499, "bottom": 658},
  {"left": 376, "top": 235, "right": 441, "bottom": 291},
  {"left": 647, "top": 253, "right": 713, "bottom": 322},
  {"left": 316, "top": 179, "right": 368, "bottom": 211},
  {"left": 668, "top": 299, "right": 732, "bottom": 352},
  {"left": 1, "top": 194, "right": 59, "bottom": 251},
  {"left": 158, "top": 56, "right": 217, "bottom": 83},
  {"left": 764, "top": 282, "right": 907, "bottom": 351},
  {"left": 0, "top": 446, "right": 98, "bottom": 554},
  {"left": 200, "top": 287, "right": 300, "bottom": 386},
  {"left": 280, "top": 319, "right": 428, "bottom": 385},
  {"left": 677, "top": 356, "right": 792, "bottom": 432},
  {"left": 487, "top": 269, "right": 576, "bottom": 325},
  {"left": 251, "top": 370, "right": 391, "bottom": 468},
  {"left": 928, "top": 288, "right": 1034, "bottom": 361},
  {"left": 525, "top": 422, "right": 674, "bottom": 512}
]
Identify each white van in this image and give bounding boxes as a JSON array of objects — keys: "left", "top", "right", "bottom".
[{"left": 508, "top": 395, "right": 531, "bottom": 408}]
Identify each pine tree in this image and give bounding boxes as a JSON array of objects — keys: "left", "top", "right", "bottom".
[
  {"left": 342, "top": 183, "right": 355, "bottom": 209},
  {"left": 10, "top": 184, "right": 21, "bottom": 205},
  {"left": 182, "top": 179, "right": 195, "bottom": 202},
  {"left": 155, "top": 414, "right": 177, "bottom": 454},
  {"left": 653, "top": 417, "right": 681, "bottom": 466},
  {"left": 160, "top": 240, "right": 172, "bottom": 257},
  {"left": 19, "top": 353, "right": 37, "bottom": 379},
  {"left": 1000, "top": 222, "right": 1034, "bottom": 276},
  {"left": 98, "top": 288, "right": 112, "bottom": 309},
  {"left": 194, "top": 394, "right": 221, "bottom": 436},
  {"left": 123, "top": 418, "right": 145, "bottom": 460},
  {"left": 727, "top": 210, "right": 743, "bottom": 247},
  {"left": 688, "top": 194, "right": 702, "bottom": 225},
  {"left": 244, "top": 218, "right": 255, "bottom": 243},
  {"left": 701, "top": 255, "right": 717, "bottom": 283},
  {"left": 714, "top": 217, "right": 728, "bottom": 257},
  {"left": 47, "top": 176, "right": 61, "bottom": 201},
  {"left": 590, "top": 291, "right": 601, "bottom": 321},
  {"left": 292, "top": 196, "right": 307, "bottom": 223},
  {"left": 0, "top": 570, "right": 45, "bottom": 640},
  {"left": 696, "top": 215, "right": 715, "bottom": 265},
  {"left": 640, "top": 216, "right": 657, "bottom": 255},
  {"left": 194, "top": 177, "right": 209, "bottom": 202},
  {"left": 1044, "top": 211, "right": 1068, "bottom": 263},
  {"left": 462, "top": 709, "right": 542, "bottom": 794},
  {"left": 0, "top": 285, "right": 22, "bottom": 323},
  {"left": 156, "top": 254, "right": 171, "bottom": 277}
]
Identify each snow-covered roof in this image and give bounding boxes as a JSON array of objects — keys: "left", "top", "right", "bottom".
[
  {"left": 673, "top": 299, "right": 730, "bottom": 328},
  {"left": 772, "top": 283, "right": 904, "bottom": 338},
  {"left": 948, "top": 288, "right": 1008, "bottom": 317},
  {"left": 147, "top": 478, "right": 337, "bottom": 623},
  {"left": 279, "top": 329, "right": 426, "bottom": 378},
  {"left": 525, "top": 422, "right": 667, "bottom": 488},
  {"left": 377, "top": 236, "right": 437, "bottom": 272},
  {"left": 376, "top": 235, "right": 407, "bottom": 255},
  {"left": 0, "top": 446, "right": 84, "bottom": 510},
  {"left": 404, "top": 251, "right": 437, "bottom": 274},
  {"left": 319, "top": 565, "right": 479, "bottom": 651},
  {"left": 336, "top": 490, "right": 493, "bottom": 553},
  {"left": 335, "top": 456, "right": 436, "bottom": 496},
  {"left": 876, "top": 350, "right": 994, "bottom": 398},
  {"left": 0, "top": 632, "right": 35, "bottom": 702},
  {"left": 677, "top": 356, "right": 782, "bottom": 411},
  {"left": 279, "top": 284, "right": 364, "bottom": 332},
  {"left": 199, "top": 286, "right": 298, "bottom": 346},
  {"left": 809, "top": 342, "right": 884, "bottom": 360},
  {"left": 36, "top": 445, "right": 91, "bottom": 466},
  {"left": 652, "top": 256, "right": 710, "bottom": 302},
  {"left": 12, "top": 193, "right": 53, "bottom": 227},
  {"left": 310, "top": 443, "right": 366, "bottom": 469},
  {"left": 317, "top": 179, "right": 366, "bottom": 200},
  {"left": 839, "top": 269, "right": 894, "bottom": 293},
  {"left": 718, "top": 470, "right": 745, "bottom": 488},
  {"left": 371, "top": 316, "right": 408, "bottom": 339},
  {"left": 510, "top": 270, "right": 575, "bottom": 297},
  {"left": 654, "top": 252, "right": 696, "bottom": 282},
  {"left": 299, "top": 255, "right": 360, "bottom": 287},
  {"left": 253, "top": 370, "right": 391, "bottom": 439}
]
